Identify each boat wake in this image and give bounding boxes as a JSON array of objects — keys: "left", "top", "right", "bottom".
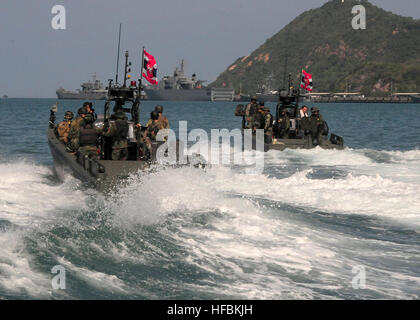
[{"left": 0, "top": 148, "right": 419, "bottom": 299}]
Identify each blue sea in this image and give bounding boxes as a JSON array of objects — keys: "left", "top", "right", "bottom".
[{"left": 0, "top": 98, "right": 419, "bottom": 299}]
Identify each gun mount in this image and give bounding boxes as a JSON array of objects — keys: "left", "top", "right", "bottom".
[
  {"left": 104, "top": 50, "right": 141, "bottom": 126},
  {"left": 275, "top": 73, "right": 301, "bottom": 120}
]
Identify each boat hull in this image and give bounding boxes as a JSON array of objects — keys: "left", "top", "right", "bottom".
[
  {"left": 245, "top": 133, "right": 344, "bottom": 152},
  {"left": 144, "top": 88, "right": 211, "bottom": 101},
  {"left": 48, "top": 129, "right": 151, "bottom": 192},
  {"left": 56, "top": 91, "right": 107, "bottom": 100},
  {"left": 48, "top": 128, "right": 191, "bottom": 192}
]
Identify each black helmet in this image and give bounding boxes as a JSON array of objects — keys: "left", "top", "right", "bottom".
[
  {"left": 64, "top": 111, "right": 73, "bottom": 120},
  {"left": 311, "top": 107, "right": 320, "bottom": 113},
  {"left": 83, "top": 102, "right": 92, "bottom": 108},
  {"left": 259, "top": 101, "right": 265, "bottom": 106},
  {"left": 78, "top": 107, "right": 87, "bottom": 115},
  {"left": 155, "top": 105, "right": 163, "bottom": 113},
  {"left": 151, "top": 111, "right": 159, "bottom": 121},
  {"left": 251, "top": 96, "right": 257, "bottom": 101}
]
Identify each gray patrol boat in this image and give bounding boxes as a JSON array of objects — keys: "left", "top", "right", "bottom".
[
  {"left": 235, "top": 75, "right": 344, "bottom": 152},
  {"left": 49, "top": 51, "right": 191, "bottom": 192},
  {"left": 144, "top": 60, "right": 211, "bottom": 101}
]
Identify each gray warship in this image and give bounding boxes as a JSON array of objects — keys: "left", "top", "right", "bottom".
[
  {"left": 237, "top": 75, "right": 278, "bottom": 102},
  {"left": 56, "top": 74, "right": 108, "bottom": 100},
  {"left": 144, "top": 60, "right": 211, "bottom": 101},
  {"left": 49, "top": 51, "right": 189, "bottom": 192},
  {"left": 253, "top": 73, "right": 278, "bottom": 102},
  {"left": 235, "top": 75, "right": 344, "bottom": 152}
]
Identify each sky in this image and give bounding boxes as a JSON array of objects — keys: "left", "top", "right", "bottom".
[{"left": 0, "top": 0, "right": 419, "bottom": 98}]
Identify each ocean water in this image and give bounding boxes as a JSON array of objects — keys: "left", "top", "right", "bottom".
[{"left": 0, "top": 98, "right": 419, "bottom": 299}]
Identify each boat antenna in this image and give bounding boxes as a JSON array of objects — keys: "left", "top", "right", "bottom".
[
  {"left": 123, "top": 50, "right": 129, "bottom": 87},
  {"left": 282, "top": 53, "right": 288, "bottom": 90},
  {"left": 115, "top": 23, "right": 122, "bottom": 85}
]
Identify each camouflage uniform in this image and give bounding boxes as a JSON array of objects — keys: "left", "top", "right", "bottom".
[
  {"left": 102, "top": 113, "right": 129, "bottom": 161},
  {"left": 56, "top": 120, "right": 72, "bottom": 144},
  {"left": 138, "top": 111, "right": 161, "bottom": 160},
  {"left": 147, "top": 105, "right": 170, "bottom": 130},
  {"left": 143, "top": 120, "right": 160, "bottom": 152},
  {"left": 245, "top": 101, "right": 257, "bottom": 129},
  {"left": 263, "top": 108, "right": 273, "bottom": 144},
  {"left": 68, "top": 117, "right": 84, "bottom": 151},
  {"left": 55, "top": 111, "right": 73, "bottom": 144},
  {"left": 243, "top": 97, "right": 257, "bottom": 129},
  {"left": 145, "top": 116, "right": 168, "bottom": 130},
  {"left": 308, "top": 107, "right": 325, "bottom": 145},
  {"left": 253, "top": 107, "right": 266, "bottom": 131},
  {"left": 145, "top": 118, "right": 153, "bottom": 128}
]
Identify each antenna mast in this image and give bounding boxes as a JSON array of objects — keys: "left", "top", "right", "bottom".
[
  {"left": 115, "top": 23, "right": 122, "bottom": 85},
  {"left": 282, "top": 53, "right": 288, "bottom": 90}
]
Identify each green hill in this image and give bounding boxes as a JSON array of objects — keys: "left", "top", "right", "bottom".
[{"left": 211, "top": 0, "right": 420, "bottom": 96}]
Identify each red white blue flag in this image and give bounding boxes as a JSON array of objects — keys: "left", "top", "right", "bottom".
[
  {"left": 142, "top": 49, "right": 158, "bottom": 85},
  {"left": 300, "top": 69, "right": 313, "bottom": 92}
]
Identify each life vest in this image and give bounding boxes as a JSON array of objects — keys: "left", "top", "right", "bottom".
[
  {"left": 57, "top": 121, "right": 71, "bottom": 141},
  {"left": 260, "top": 112, "right": 270, "bottom": 129},
  {"left": 115, "top": 119, "right": 128, "bottom": 141},
  {"left": 147, "top": 122, "right": 160, "bottom": 141},
  {"left": 245, "top": 103, "right": 257, "bottom": 117},
  {"left": 79, "top": 124, "right": 98, "bottom": 146}
]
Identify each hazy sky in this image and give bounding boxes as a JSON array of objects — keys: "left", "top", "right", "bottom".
[{"left": 0, "top": 0, "right": 419, "bottom": 97}]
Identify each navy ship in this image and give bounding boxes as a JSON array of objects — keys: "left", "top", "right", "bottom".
[
  {"left": 238, "top": 74, "right": 278, "bottom": 102},
  {"left": 144, "top": 60, "right": 211, "bottom": 101},
  {"left": 56, "top": 74, "right": 108, "bottom": 100}
]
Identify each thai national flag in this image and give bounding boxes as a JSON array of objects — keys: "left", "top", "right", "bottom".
[
  {"left": 142, "top": 49, "right": 158, "bottom": 85},
  {"left": 300, "top": 69, "right": 313, "bottom": 92}
]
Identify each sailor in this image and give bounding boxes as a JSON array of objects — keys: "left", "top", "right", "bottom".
[
  {"left": 139, "top": 111, "right": 160, "bottom": 160},
  {"left": 84, "top": 102, "right": 97, "bottom": 121},
  {"left": 55, "top": 111, "right": 73, "bottom": 144},
  {"left": 244, "top": 96, "right": 258, "bottom": 129},
  {"left": 310, "top": 107, "right": 324, "bottom": 122},
  {"left": 277, "top": 109, "right": 290, "bottom": 138},
  {"left": 263, "top": 107, "right": 273, "bottom": 144},
  {"left": 299, "top": 105, "right": 309, "bottom": 118},
  {"left": 68, "top": 107, "right": 88, "bottom": 151},
  {"left": 308, "top": 107, "right": 326, "bottom": 145},
  {"left": 155, "top": 105, "right": 169, "bottom": 129},
  {"left": 102, "top": 110, "right": 129, "bottom": 160},
  {"left": 78, "top": 113, "right": 101, "bottom": 160},
  {"left": 145, "top": 105, "right": 170, "bottom": 129},
  {"left": 253, "top": 103, "right": 266, "bottom": 132}
]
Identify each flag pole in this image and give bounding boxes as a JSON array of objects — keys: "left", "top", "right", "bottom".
[
  {"left": 140, "top": 46, "right": 145, "bottom": 88},
  {"left": 299, "top": 67, "right": 303, "bottom": 97},
  {"left": 136, "top": 46, "right": 145, "bottom": 126}
]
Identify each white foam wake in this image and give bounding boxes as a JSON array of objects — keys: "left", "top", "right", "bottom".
[
  {"left": 0, "top": 160, "right": 92, "bottom": 297},
  {"left": 0, "top": 160, "right": 90, "bottom": 226}
]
